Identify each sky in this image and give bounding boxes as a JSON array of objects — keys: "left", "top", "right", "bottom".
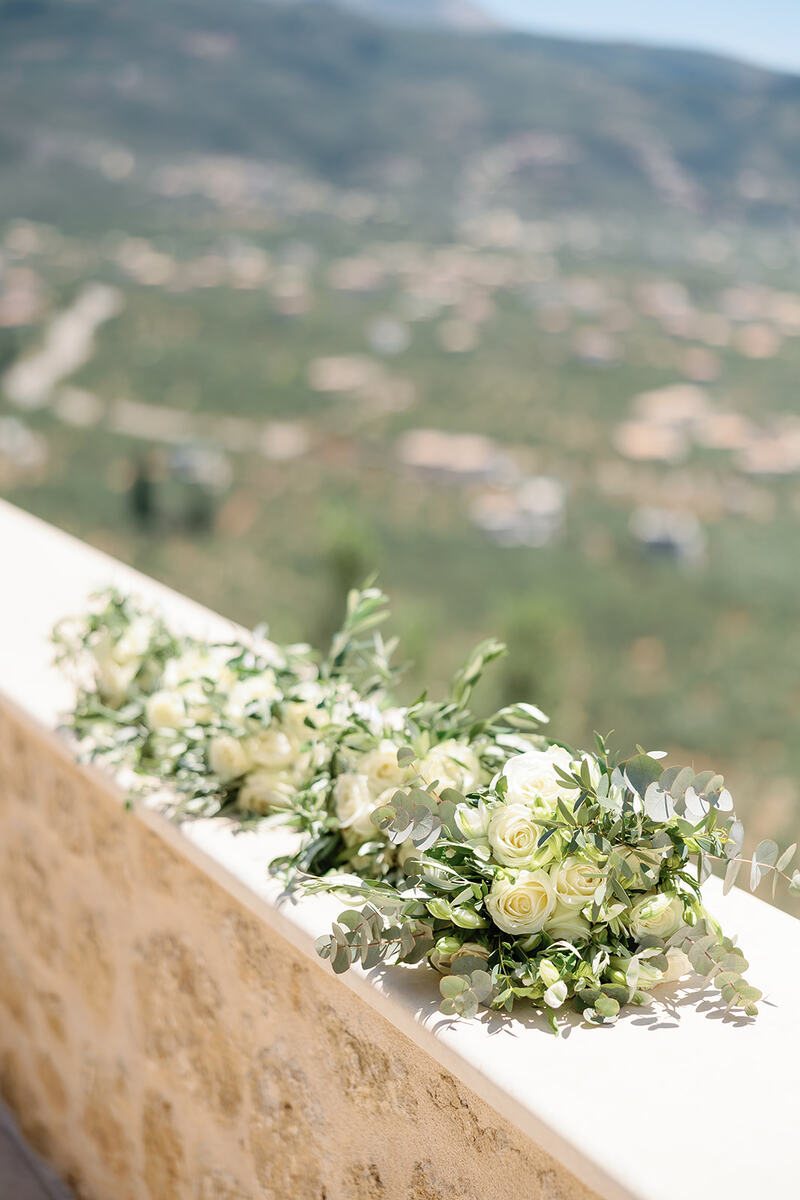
[{"left": 481, "top": 1, "right": 800, "bottom": 75}]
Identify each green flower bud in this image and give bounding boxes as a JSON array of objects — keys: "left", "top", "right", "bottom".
[
  {"left": 606, "top": 968, "right": 629, "bottom": 988},
  {"left": 538, "top": 958, "right": 560, "bottom": 988},
  {"left": 435, "top": 936, "right": 462, "bottom": 958},
  {"left": 450, "top": 904, "right": 488, "bottom": 929}
]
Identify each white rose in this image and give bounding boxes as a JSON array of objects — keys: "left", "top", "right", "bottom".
[
  {"left": 238, "top": 769, "right": 295, "bottom": 815},
  {"left": 380, "top": 706, "right": 407, "bottom": 732},
  {"left": 208, "top": 735, "right": 250, "bottom": 783},
  {"left": 94, "top": 655, "right": 139, "bottom": 706},
  {"left": 454, "top": 800, "right": 490, "bottom": 842},
  {"left": 628, "top": 892, "right": 684, "bottom": 942},
  {"left": 114, "top": 616, "right": 153, "bottom": 662},
  {"left": 226, "top": 673, "right": 280, "bottom": 720},
  {"left": 485, "top": 870, "right": 556, "bottom": 935},
  {"left": 419, "top": 740, "right": 482, "bottom": 794},
  {"left": 549, "top": 855, "right": 605, "bottom": 908},
  {"left": 163, "top": 647, "right": 234, "bottom": 691},
  {"left": 334, "top": 773, "right": 379, "bottom": 838},
  {"left": 245, "top": 729, "right": 295, "bottom": 770},
  {"left": 544, "top": 900, "right": 591, "bottom": 943},
  {"left": 360, "top": 739, "right": 412, "bottom": 797},
  {"left": 293, "top": 680, "right": 326, "bottom": 704},
  {"left": 145, "top": 689, "right": 187, "bottom": 731},
  {"left": 282, "top": 699, "right": 325, "bottom": 745},
  {"left": 503, "top": 745, "right": 576, "bottom": 814},
  {"left": 488, "top": 802, "right": 554, "bottom": 869},
  {"left": 612, "top": 844, "right": 666, "bottom": 891},
  {"left": 661, "top": 946, "right": 692, "bottom": 983},
  {"left": 179, "top": 680, "right": 213, "bottom": 724},
  {"left": 397, "top": 838, "right": 421, "bottom": 872},
  {"left": 451, "top": 942, "right": 491, "bottom": 970}
]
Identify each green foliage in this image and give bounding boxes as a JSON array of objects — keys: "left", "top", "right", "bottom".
[
  {"left": 373, "top": 787, "right": 443, "bottom": 852},
  {"left": 315, "top": 899, "right": 435, "bottom": 974},
  {"left": 323, "top": 583, "right": 397, "bottom": 695}
]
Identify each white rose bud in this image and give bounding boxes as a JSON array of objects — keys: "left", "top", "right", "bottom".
[
  {"left": 114, "top": 616, "right": 153, "bottom": 663},
  {"left": 397, "top": 838, "right": 422, "bottom": 872},
  {"left": 246, "top": 729, "right": 295, "bottom": 770},
  {"left": 454, "top": 800, "right": 490, "bottom": 842},
  {"left": 488, "top": 802, "right": 555, "bottom": 869},
  {"left": 544, "top": 981, "right": 569, "bottom": 1009},
  {"left": 485, "top": 870, "right": 556, "bottom": 936},
  {"left": 360, "top": 739, "right": 413, "bottom": 797},
  {"left": 163, "top": 647, "right": 234, "bottom": 691},
  {"left": 94, "top": 656, "right": 139, "bottom": 706},
  {"left": 502, "top": 745, "right": 576, "bottom": 814},
  {"left": 450, "top": 942, "right": 491, "bottom": 971},
  {"left": 282, "top": 699, "right": 325, "bottom": 744},
  {"left": 419, "top": 739, "right": 483, "bottom": 794},
  {"left": 628, "top": 892, "right": 684, "bottom": 942},
  {"left": 238, "top": 769, "right": 295, "bottom": 815},
  {"left": 334, "top": 773, "right": 379, "bottom": 838},
  {"left": 661, "top": 946, "right": 692, "bottom": 984},
  {"left": 549, "top": 855, "right": 605, "bottom": 908},
  {"left": 180, "top": 681, "right": 213, "bottom": 724},
  {"left": 145, "top": 689, "right": 187, "bottom": 731},
  {"left": 208, "top": 735, "right": 250, "bottom": 783},
  {"left": 538, "top": 958, "right": 560, "bottom": 988},
  {"left": 226, "top": 673, "right": 280, "bottom": 720}
]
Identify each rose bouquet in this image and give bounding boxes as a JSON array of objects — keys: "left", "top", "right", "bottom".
[
  {"left": 55, "top": 586, "right": 799, "bottom": 1031},
  {"left": 54, "top": 586, "right": 400, "bottom": 824},
  {"left": 314, "top": 736, "right": 799, "bottom": 1029},
  {"left": 53, "top": 587, "right": 548, "bottom": 863}
]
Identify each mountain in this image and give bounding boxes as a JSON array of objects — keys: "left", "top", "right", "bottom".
[
  {"left": 324, "top": 0, "right": 497, "bottom": 30},
  {"left": 2, "top": 0, "right": 800, "bottom": 230}
]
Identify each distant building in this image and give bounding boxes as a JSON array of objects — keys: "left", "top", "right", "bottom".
[
  {"left": 396, "top": 428, "right": 510, "bottom": 483},
  {"left": 630, "top": 507, "right": 705, "bottom": 564},
  {"left": 470, "top": 476, "right": 566, "bottom": 547}
]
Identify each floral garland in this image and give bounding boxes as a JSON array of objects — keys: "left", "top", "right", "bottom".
[{"left": 54, "top": 587, "right": 799, "bottom": 1032}]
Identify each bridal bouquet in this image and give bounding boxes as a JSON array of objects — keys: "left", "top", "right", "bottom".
[{"left": 55, "top": 586, "right": 799, "bottom": 1031}]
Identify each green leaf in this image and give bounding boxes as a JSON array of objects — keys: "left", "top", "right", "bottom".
[
  {"left": 469, "top": 970, "right": 494, "bottom": 1003},
  {"left": 750, "top": 839, "right": 778, "bottom": 890},
  {"left": 725, "top": 820, "right": 745, "bottom": 859},
  {"left": 667, "top": 765, "right": 695, "bottom": 800},
  {"left": 776, "top": 843, "right": 797, "bottom": 873},
  {"left": 624, "top": 754, "right": 663, "bottom": 798},
  {"left": 440, "top": 976, "right": 466, "bottom": 999},
  {"left": 331, "top": 945, "right": 352, "bottom": 974},
  {"left": 723, "top": 858, "right": 742, "bottom": 895},
  {"left": 595, "top": 994, "right": 620, "bottom": 1018}
]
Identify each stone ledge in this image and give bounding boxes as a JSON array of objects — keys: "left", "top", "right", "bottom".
[{"left": 0, "top": 499, "right": 798, "bottom": 1200}]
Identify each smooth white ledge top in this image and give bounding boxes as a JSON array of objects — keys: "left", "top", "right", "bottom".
[{"left": 0, "top": 499, "right": 798, "bottom": 1200}]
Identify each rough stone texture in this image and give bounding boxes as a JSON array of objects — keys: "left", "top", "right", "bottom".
[{"left": 0, "top": 699, "right": 599, "bottom": 1200}]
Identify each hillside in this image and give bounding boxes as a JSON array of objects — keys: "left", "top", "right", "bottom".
[
  {"left": 2, "top": 0, "right": 800, "bottom": 871},
  {"left": 324, "top": 0, "right": 497, "bottom": 30},
  {"left": 2, "top": 0, "right": 800, "bottom": 230}
]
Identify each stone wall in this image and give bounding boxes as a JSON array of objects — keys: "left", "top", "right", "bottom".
[{"left": 0, "top": 697, "right": 597, "bottom": 1200}]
